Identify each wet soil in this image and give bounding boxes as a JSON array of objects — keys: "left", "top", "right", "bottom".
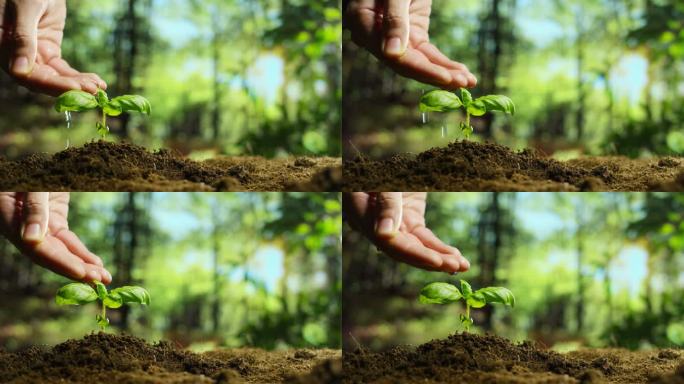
[
  {"left": 344, "top": 333, "right": 683, "bottom": 384},
  {"left": 343, "top": 141, "right": 684, "bottom": 191},
  {"left": 0, "top": 141, "right": 342, "bottom": 192},
  {"left": 0, "top": 333, "right": 342, "bottom": 384}
]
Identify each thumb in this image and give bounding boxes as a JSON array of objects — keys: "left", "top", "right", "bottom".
[
  {"left": 375, "top": 192, "right": 403, "bottom": 238},
  {"left": 382, "top": 0, "right": 411, "bottom": 58},
  {"left": 10, "top": 0, "right": 44, "bottom": 76},
  {"left": 21, "top": 192, "right": 50, "bottom": 244}
]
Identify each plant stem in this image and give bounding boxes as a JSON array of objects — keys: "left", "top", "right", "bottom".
[
  {"left": 101, "top": 109, "right": 107, "bottom": 131},
  {"left": 466, "top": 112, "right": 471, "bottom": 129},
  {"left": 100, "top": 301, "right": 106, "bottom": 331},
  {"left": 466, "top": 304, "right": 471, "bottom": 331}
]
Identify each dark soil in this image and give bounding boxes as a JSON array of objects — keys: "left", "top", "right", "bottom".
[
  {"left": 344, "top": 334, "right": 684, "bottom": 384},
  {"left": 0, "top": 333, "right": 342, "bottom": 384},
  {"left": 343, "top": 333, "right": 683, "bottom": 384},
  {"left": 343, "top": 141, "right": 684, "bottom": 191},
  {"left": 0, "top": 141, "right": 342, "bottom": 192}
]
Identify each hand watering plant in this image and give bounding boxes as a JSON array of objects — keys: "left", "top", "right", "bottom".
[
  {"left": 419, "top": 280, "right": 515, "bottom": 331},
  {"left": 55, "top": 89, "right": 151, "bottom": 137},
  {"left": 56, "top": 281, "right": 150, "bottom": 330},
  {"left": 419, "top": 89, "right": 515, "bottom": 137}
]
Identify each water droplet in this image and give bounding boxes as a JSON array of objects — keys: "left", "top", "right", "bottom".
[
  {"left": 441, "top": 125, "right": 445, "bottom": 138},
  {"left": 64, "top": 111, "right": 72, "bottom": 149}
]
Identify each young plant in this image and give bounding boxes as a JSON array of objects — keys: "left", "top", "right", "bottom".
[
  {"left": 419, "top": 88, "right": 515, "bottom": 137},
  {"left": 419, "top": 280, "right": 515, "bottom": 331},
  {"left": 56, "top": 281, "right": 150, "bottom": 330},
  {"left": 55, "top": 89, "right": 151, "bottom": 137}
]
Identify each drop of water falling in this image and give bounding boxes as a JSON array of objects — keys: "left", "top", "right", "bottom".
[
  {"left": 441, "top": 125, "right": 445, "bottom": 138},
  {"left": 421, "top": 112, "right": 427, "bottom": 124},
  {"left": 64, "top": 111, "right": 72, "bottom": 149}
]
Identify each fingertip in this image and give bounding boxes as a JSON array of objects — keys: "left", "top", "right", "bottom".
[
  {"left": 441, "top": 255, "right": 461, "bottom": 273},
  {"left": 85, "top": 268, "right": 101, "bottom": 283},
  {"left": 101, "top": 269, "right": 112, "bottom": 284},
  {"left": 467, "top": 73, "right": 478, "bottom": 88},
  {"left": 91, "top": 255, "right": 104, "bottom": 267},
  {"left": 459, "top": 256, "right": 471, "bottom": 271},
  {"left": 453, "top": 73, "right": 468, "bottom": 88},
  {"left": 11, "top": 56, "right": 32, "bottom": 76}
]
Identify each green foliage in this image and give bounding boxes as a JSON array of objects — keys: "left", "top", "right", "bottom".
[
  {"left": 419, "top": 280, "right": 515, "bottom": 331},
  {"left": 667, "top": 323, "right": 684, "bottom": 346},
  {"left": 420, "top": 89, "right": 515, "bottom": 138},
  {"left": 55, "top": 89, "right": 151, "bottom": 138},
  {"left": 56, "top": 281, "right": 150, "bottom": 330}
]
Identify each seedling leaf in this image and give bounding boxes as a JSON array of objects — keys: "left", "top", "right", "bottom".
[
  {"left": 55, "top": 91, "right": 98, "bottom": 113},
  {"left": 103, "top": 292, "right": 123, "bottom": 309},
  {"left": 476, "top": 95, "right": 516, "bottom": 115},
  {"left": 110, "top": 286, "right": 151, "bottom": 305},
  {"left": 56, "top": 283, "right": 98, "bottom": 305},
  {"left": 477, "top": 286, "right": 516, "bottom": 307},
  {"left": 466, "top": 291, "right": 487, "bottom": 308},
  {"left": 419, "top": 282, "right": 462, "bottom": 304},
  {"left": 467, "top": 100, "right": 487, "bottom": 117},
  {"left": 460, "top": 280, "right": 473, "bottom": 297},
  {"left": 94, "top": 281, "right": 108, "bottom": 300},
  {"left": 95, "top": 89, "right": 109, "bottom": 107},
  {"left": 420, "top": 90, "right": 463, "bottom": 112},
  {"left": 460, "top": 88, "right": 473, "bottom": 106},
  {"left": 109, "top": 95, "right": 151, "bottom": 115}
]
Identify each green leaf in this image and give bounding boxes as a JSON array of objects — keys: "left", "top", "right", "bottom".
[
  {"left": 467, "top": 100, "right": 487, "bottom": 117},
  {"left": 103, "top": 292, "right": 123, "bottom": 309},
  {"left": 419, "top": 282, "right": 462, "bottom": 304},
  {"left": 109, "top": 95, "right": 151, "bottom": 115},
  {"left": 95, "top": 89, "right": 109, "bottom": 107},
  {"left": 667, "top": 323, "right": 684, "bottom": 346},
  {"left": 54, "top": 90, "right": 98, "bottom": 113},
  {"left": 466, "top": 291, "right": 487, "bottom": 308},
  {"left": 476, "top": 286, "right": 516, "bottom": 307},
  {"left": 102, "top": 103, "right": 122, "bottom": 117},
  {"left": 419, "top": 90, "right": 463, "bottom": 112},
  {"left": 96, "top": 122, "right": 109, "bottom": 137},
  {"left": 109, "top": 286, "right": 150, "bottom": 305},
  {"left": 460, "top": 280, "right": 473, "bottom": 298},
  {"left": 459, "top": 122, "right": 474, "bottom": 137},
  {"left": 94, "top": 281, "right": 108, "bottom": 300},
  {"left": 55, "top": 283, "right": 98, "bottom": 305},
  {"left": 460, "top": 88, "right": 473, "bottom": 106},
  {"left": 475, "top": 95, "right": 516, "bottom": 115},
  {"left": 96, "top": 314, "right": 109, "bottom": 329}
]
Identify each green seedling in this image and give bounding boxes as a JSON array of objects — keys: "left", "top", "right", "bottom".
[
  {"left": 419, "top": 280, "right": 515, "bottom": 331},
  {"left": 419, "top": 89, "right": 515, "bottom": 137},
  {"left": 56, "top": 281, "right": 150, "bottom": 330},
  {"left": 55, "top": 89, "right": 151, "bottom": 137}
]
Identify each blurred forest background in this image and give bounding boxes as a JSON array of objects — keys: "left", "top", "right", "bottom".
[
  {"left": 343, "top": 192, "right": 684, "bottom": 352},
  {"left": 0, "top": 192, "right": 341, "bottom": 352},
  {"left": 343, "top": 0, "right": 684, "bottom": 159},
  {"left": 0, "top": 0, "right": 341, "bottom": 159}
]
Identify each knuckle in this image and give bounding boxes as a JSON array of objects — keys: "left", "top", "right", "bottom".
[{"left": 384, "top": 14, "right": 407, "bottom": 29}]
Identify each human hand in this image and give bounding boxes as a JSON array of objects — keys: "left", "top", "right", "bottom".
[
  {"left": 344, "top": 192, "right": 470, "bottom": 273},
  {"left": 0, "top": 0, "right": 107, "bottom": 96},
  {"left": 345, "top": 0, "right": 477, "bottom": 89},
  {"left": 0, "top": 192, "right": 112, "bottom": 283}
]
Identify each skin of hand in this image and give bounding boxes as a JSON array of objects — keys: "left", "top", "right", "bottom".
[
  {"left": 0, "top": 192, "right": 112, "bottom": 284},
  {"left": 0, "top": 0, "right": 107, "bottom": 96},
  {"left": 345, "top": 0, "right": 477, "bottom": 89},
  {"left": 344, "top": 192, "right": 470, "bottom": 273}
]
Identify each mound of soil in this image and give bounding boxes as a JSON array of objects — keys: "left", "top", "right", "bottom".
[
  {"left": 343, "top": 141, "right": 684, "bottom": 191},
  {"left": 344, "top": 333, "right": 683, "bottom": 384},
  {"left": 0, "top": 333, "right": 342, "bottom": 384},
  {"left": 0, "top": 141, "right": 342, "bottom": 192}
]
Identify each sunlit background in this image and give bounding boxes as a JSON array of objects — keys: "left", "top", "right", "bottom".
[
  {"left": 343, "top": 0, "right": 684, "bottom": 158},
  {"left": 0, "top": 192, "right": 341, "bottom": 352},
  {"left": 343, "top": 193, "right": 684, "bottom": 352},
  {"left": 0, "top": 0, "right": 341, "bottom": 158}
]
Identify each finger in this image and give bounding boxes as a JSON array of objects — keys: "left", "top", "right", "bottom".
[
  {"left": 23, "top": 236, "right": 87, "bottom": 281},
  {"left": 412, "top": 226, "right": 469, "bottom": 272},
  {"left": 384, "top": 48, "right": 453, "bottom": 86},
  {"left": 382, "top": 0, "right": 411, "bottom": 58},
  {"left": 380, "top": 233, "right": 445, "bottom": 271},
  {"left": 16, "top": 63, "right": 83, "bottom": 96},
  {"left": 47, "top": 57, "right": 108, "bottom": 91},
  {"left": 53, "top": 229, "right": 104, "bottom": 267},
  {"left": 343, "top": 192, "right": 373, "bottom": 231},
  {"left": 10, "top": 0, "right": 45, "bottom": 76},
  {"left": 417, "top": 42, "right": 479, "bottom": 87},
  {"left": 21, "top": 192, "right": 49, "bottom": 244},
  {"left": 84, "top": 264, "right": 112, "bottom": 284},
  {"left": 375, "top": 192, "right": 403, "bottom": 238}
]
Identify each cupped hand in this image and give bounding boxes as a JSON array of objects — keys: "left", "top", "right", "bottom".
[
  {"left": 0, "top": 0, "right": 107, "bottom": 96},
  {"left": 0, "top": 192, "right": 112, "bottom": 283},
  {"left": 345, "top": 0, "right": 477, "bottom": 89},
  {"left": 344, "top": 192, "right": 470, "bottom": 273}
]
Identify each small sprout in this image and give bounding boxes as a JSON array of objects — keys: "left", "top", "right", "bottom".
[
  {"left": 55, "top": 89, "right": 151, "bottom": 138},
  {"left": 56, "top": 281, "right": 150, "bottom": 331},
  {"left": 420, "top": 89, "right": 515, "bottom": 138},
  {"left": 419, "top": 280, "right": 515, "bottom": 331}
]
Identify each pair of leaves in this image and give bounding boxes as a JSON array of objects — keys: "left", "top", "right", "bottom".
[
  {"left": 419, "top": 280, "right": 515, "bottom": 308},
  {"left": 56, "top": 281, "right": 150, "bottom": 308},
  {"left": 420, "top": 89, "right": 516, "bottom": 116},
  {"left": 55, "top": 89, "right": 151, "bottom": 116}
]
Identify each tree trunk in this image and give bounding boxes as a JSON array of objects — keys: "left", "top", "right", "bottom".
[{"left": 575, "top": 11, "right": 586, "bottom": 142}]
